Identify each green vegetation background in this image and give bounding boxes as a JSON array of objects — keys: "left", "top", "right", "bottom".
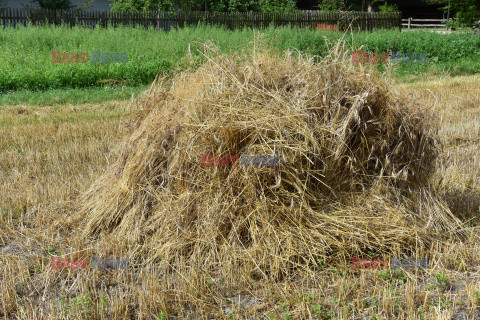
[{"left": 1, "top": 23, "right": 479, "bottom": 93}]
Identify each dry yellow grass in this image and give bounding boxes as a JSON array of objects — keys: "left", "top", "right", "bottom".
[{"left": 0, "top": 52, "right": 479, "bottom": 319}]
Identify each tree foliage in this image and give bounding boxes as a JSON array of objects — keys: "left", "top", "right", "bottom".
[
  {"left": 316, "top": 0, "right": 345, "bottom": 12},
  {"left": 425, "top": 0, "right": 480, "bottom": 26},
  {"left": 27, "top": 0, "right": 74, "bottom": 9},
  {"left": 25, "top": 0, "right": 94, "bottom": 10},
  {"left": 372, "top": 0, "right": 398, "bottom": 12},
  {"left": 107, "top": 0, "right": 402, "bottom": 12},
  {"left": 109, "top": 0, "right": 297, "bottom": 12},
  {"left": 316, "top": 0, "right": 398, "bottom": 12}
]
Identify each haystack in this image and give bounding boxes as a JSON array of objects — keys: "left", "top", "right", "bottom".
[{"left": 79, "top": 44, "right": 465, "bottom": 278}]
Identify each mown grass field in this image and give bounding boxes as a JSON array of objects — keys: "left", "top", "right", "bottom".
[{"left": 0, "top": 26, "right": 480, "bottom": 319}]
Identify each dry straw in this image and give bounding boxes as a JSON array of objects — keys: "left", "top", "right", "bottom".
[{"left": 78, "top": 41, "right": 465, "bottom": 279}]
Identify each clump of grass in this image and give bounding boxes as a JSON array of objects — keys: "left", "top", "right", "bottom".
[
  {"left": 77, "top": 40, "right": 465, "bottom": 282},
  {"left": 434, "top": 272, "right": 451, "bottom": 292}
]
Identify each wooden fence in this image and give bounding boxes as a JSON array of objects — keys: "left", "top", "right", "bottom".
[
  {"left": 402, "top": 17, "right": 480, "bottom": 32},
  {"left": 402, "top": 18, "right": 452, "bottom": 30},
  {"left": 0, "top": 8, "right": 401, "bottom": 31}
]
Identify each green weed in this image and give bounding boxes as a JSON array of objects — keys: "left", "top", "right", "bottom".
[{"left": 1, "top": 24, "right": 479, "bottom": 95}]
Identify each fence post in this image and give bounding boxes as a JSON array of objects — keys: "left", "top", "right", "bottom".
[{"left": 408, "top": 17, "right": 411, "bottom": 29}]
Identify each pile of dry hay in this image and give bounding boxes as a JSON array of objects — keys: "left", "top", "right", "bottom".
[{"left": 79, "top": 45, "right": 465, "bottom": 278}]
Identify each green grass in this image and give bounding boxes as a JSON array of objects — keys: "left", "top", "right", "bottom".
[{"left": 1, "top": 23, "right": 479, "bottom": 104}]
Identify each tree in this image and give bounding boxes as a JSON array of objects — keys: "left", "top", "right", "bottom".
[
  {"left": 317, "top": 0, "right": 345, "bottom": 11},
  {"left": 109, "top": 0, "right": 298, "bottom": 12},
  {"left": 27, "top": 0, "right": 75, "bottom": 9},
  {"left": 371, "top": 0, "right": 398, "bottom": 12},
  {"left": 425, "top": 0, "right": 480, "bottom": 26},
  {"left": 316, "top": 0, "right": 398, "bottom": 12},
  {"left": 259, "top": 0, "right": 297, "bottom": 13},
  {"left": 361, "top": 0, "right": 372, "bottom": 11},
  {"left": 77, "top": 0, "right": 94, "bottom": 9}
]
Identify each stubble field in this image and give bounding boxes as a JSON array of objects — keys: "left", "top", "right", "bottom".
[{"left": 0, "top": 61, "right": 479, "bottom": 319}]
